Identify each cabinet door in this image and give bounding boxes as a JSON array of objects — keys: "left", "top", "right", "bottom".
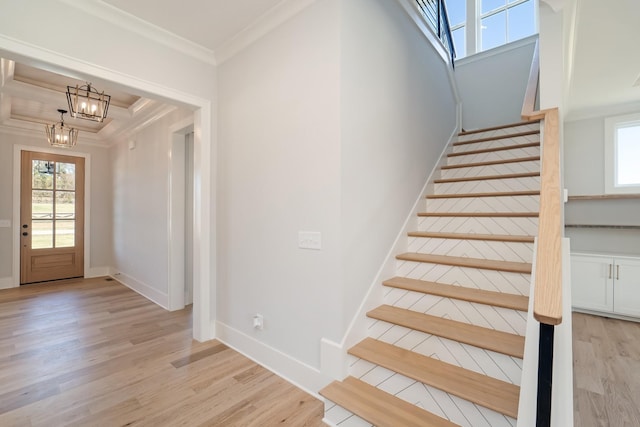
[
  {"left": 571, "top": 255, "right": 614, "bottom": 312},
  {"left": 614, "top": 258, "right": 640, "bottom": 317}
]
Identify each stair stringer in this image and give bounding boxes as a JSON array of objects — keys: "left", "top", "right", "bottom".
[{"left": 320, "top": 124, "right": 462, "bottom": 386}]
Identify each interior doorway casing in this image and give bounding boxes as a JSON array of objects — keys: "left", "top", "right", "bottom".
[{"left": 1, "top": 39, "right": 215, "bottom": 342}]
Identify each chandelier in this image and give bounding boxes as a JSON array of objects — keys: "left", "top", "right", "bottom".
[
  {"left": 66, "top": 82, "right": 111, "bottom": 122},
  {"left": 45, "top": 109, "right": 78, "bottom": 148}
]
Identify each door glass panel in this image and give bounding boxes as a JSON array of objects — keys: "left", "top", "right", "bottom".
[
  {"left": 32, "top": 160, "right": 54, "bottom": 189},
  {"left": 55, "top": 220, "right": 75, "bottom": 248},
  {"left": 55, "top": 192, "right": 75, "bottom": 219},
  {"left": 56, "top": 162, "right": 76, "bottom": 190},
  {"left": 32, "top": 220, "right": 53, "bottom": 249},
  {"left": 32, "top": 190, "right": 54, "bottom": 220}
]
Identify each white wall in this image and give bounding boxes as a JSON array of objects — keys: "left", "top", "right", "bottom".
[
  {"left": 0, "top": 0, "right": 216, "bottom": 340},
  {"left": 0, "top": 130, "right": 112, "bottom": 281},
  {"left": 217, "top": 0, "right": 343, "bottom": 373},
  {"left": 340, "top": 0, "right": 457, "bottom": 333},
  {"left": 217, "top": 0, "right": 457, "bottom": 390},
  {"left": 564, "top": 114, "right": 640, "bottom": 255},
  {"left": 455, "top": 36, "right": 537, "bottom": 130}
]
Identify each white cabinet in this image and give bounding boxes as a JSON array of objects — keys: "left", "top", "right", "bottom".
[{"left": 571, "top": 253, "right": 640, "bottom": 318}]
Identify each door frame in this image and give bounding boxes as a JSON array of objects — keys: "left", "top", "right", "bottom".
[
  {"left": 13, "top": 145, "right": 92, "bottom": 286},
  {"left": 2, "top": 41, "right": 215, "bottom": 342}
]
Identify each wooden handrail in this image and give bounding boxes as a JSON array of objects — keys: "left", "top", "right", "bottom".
[{"left": 521, "top": 39, "right": 563, "bottom": 326}]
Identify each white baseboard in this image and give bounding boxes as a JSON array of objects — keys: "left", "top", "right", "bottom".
[
  {"left": 215, "top": 320, "right": 329, "bottom": 398},
  {"left": 109, "top": 269, "right": 169, "bottom": 309},
  {"left": 86, "top": 266, "right": 110, "bottom": 278},
  {"left": 0, "top": 276, "right": 17, "bottom": 290}
]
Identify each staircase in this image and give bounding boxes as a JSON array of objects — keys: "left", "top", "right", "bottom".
[{"left": 321, "top": 120, "right": 541, "bottom": 427}]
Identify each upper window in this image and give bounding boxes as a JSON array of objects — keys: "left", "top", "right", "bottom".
[
  {"left": 444, "top": 0, "right": 537, "bottom": 58},
  {"left": 605, "top": 113, "right": 640, "bottom": 194}
]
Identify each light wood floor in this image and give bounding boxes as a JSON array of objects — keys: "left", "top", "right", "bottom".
[
  {"left": 573, "top": 312, "right": 640, "bottom": 427},
  {"left": 0, "top": 277, "right": 324, "bottom": 426}
]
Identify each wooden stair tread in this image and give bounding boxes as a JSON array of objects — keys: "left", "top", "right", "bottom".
[
  {"left": 407, "top": 231, "right": 535, "bottom": 243},
  {"left": 396, "top": 253, "right": 532, "bottom": 274},
  {"left": 448, "top": 142, "right": 539, "bottom": 157},
  {"left": 426, "top": 190, "right": 539, "bottom": 199},
  {"left": 320, "top": 376, "right": 458, "bottom": 427},
  {"left": 349, "top": 338, "right": 520, "bottom": 418},
  {"left": 441, "top": 156, "right": 540, "bottom": 170},
  {"left": 367, "top": 305, "right": 525, "bottom": 358},
  {"left": 383, "top": 276, "right": 529, "bottom": 311},
  {"left": 454, "top": 130, "right": 540, "bottom": 146},
  {"left": 458, "top": 119, "right": 540, "bottom": 136},
  {"left": 434, "top": 171, "right": 540, "bottom": 184},
  {"left": 418, "top": 211, "right": 538, "bottom": 217}
]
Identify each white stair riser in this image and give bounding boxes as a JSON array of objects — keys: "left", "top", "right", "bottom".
[
  {"left": 350, "top": 356, "right": 517, "bottom": 427},
  {"left": 407, "top": 236, "right": 533, "bottom": 263},
  {"left": 382, "top": 288, "right": 527, "bottom": 335},
  {"left": 440, "top": 161, "right": 540, "bottom": 180},
  {"left": 395, "top": 259, "right": 531, "bottom": 296},
  {"left": 366, "top": 319, "right": 523, "bottom": 384},
  {"left": 457, "top": 124, "right": 539, "bottom": 143},
  {"left": 418, "top": 216, "right": 538, "bottom": 236},
  {"left": 453, "top": 135, "right": 539, "bottom": 154},
  {"left": 323, "top": 400, "right": 373, "bottom": 427},
  {"left": 447, "top": 146, "right": 540, "bottom": 166},
  {"left": 434, "top": 177, "right": 540, "bottom": 194},
  {"left": 426, "top": 195, "right": 540, "bottom": 213}
]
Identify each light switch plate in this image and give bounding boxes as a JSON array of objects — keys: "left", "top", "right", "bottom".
[
  {"left": 298, "top": 231, "right": 321, "bottom": 250},
  {"left": 0, "top": 219, "right": 10, "bottom": 228}
]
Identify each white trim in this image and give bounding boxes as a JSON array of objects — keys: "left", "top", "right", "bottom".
[
  {"left": 12, "top": 145, "right": 92, "bottom": 288},
  {"left": 216, "top": 321, "right": 327, "bottom": 397},
  {"left": 214, "top": 0, "right": 318, "bottom": 64},
  {"left": 456, "top": 34, "right": 538, "bottom": 67},
  {"left": 110, "top": 269, "right": 169, "bottom": 309},
  {"left": 395, "top": 0, "right": 451, "bottom": 64},
  {"left": 167, "top": 118, "right": 194, "bottom": 311},
  {"left": 331, "top": 121, "right": 460, "bottom": 370},
  {"left": 604, "top": 112, "right": 640, "bottom": 194},
  {"left": 86, "top": 266, "right": 110, "bottom": 278},
  {"left": 0, "top": 277, "right": 14, "bottom": 290},
  {"left": 565, "top": 101, "right": 640, "bottom": 122},
  {"left": 60, "top": 0, "right": 216, "bottom": 66},
  {"left": 1, "top": 34, "right": 214, "bottom": 343}
]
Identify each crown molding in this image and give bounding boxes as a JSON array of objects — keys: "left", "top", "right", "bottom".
[
  {"left": 60, "top": 0, "right": 217, "bottom": 66},
  {"left": 215, "top": 0, "right": 317, "bottom": 64}
]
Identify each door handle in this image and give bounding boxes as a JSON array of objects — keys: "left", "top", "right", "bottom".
[
  {"left": 617, "top": 265, "right": 620, "bottom": 280},
  {"left": 609, "top": 264, "right": 612, "bottom": 279}
]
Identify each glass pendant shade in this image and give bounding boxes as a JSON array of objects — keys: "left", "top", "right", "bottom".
[{"left": 66, "top": 83, "right": 111, "bottom": 122}]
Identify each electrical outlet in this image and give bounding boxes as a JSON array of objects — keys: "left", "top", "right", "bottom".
[
  {"left": 253, "top": 314, "right": 264, "bottom": 330},
  {"left": 298, "top": 231, "right": 321, "bottom": 250}
]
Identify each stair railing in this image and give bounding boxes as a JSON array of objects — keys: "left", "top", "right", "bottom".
[
  {"left": 521, "top": 39, "right": 563, "bottom": 427},
  {"left": 415, "top": 0, "right": 456, "bottom": 66}
]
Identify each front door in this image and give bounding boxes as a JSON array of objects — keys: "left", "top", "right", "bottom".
[{"left": 20, "top": 151, "right": 85, "bottom": 284}]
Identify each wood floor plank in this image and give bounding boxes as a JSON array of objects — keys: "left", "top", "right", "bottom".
[
  {"left": 320, "top": 376, "right": 458, "bottom": 427},
  {"left": 0, "top": 278, "right": 323, "bottom": 426},
  {"left": 396, "top": 252, "right": 533, "bottom": 274},
  {"left": 383, "top": 276, "right": 529, "bottom": 311},
  {"left": 348, "top": 338, "right": 520, "bottom": 418},
  {"left": 407, "top": 231, "right": 535, "bottom": 243},
  {"left": 367, "top": 305, "right": 525, "bottom": 358}
]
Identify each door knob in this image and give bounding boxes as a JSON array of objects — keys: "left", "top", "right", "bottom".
[{"left": 22, "top": 231, "right": 28, "bottom": 236}]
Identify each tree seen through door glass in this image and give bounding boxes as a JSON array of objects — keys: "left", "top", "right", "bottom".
[{"left": 56, "top": 162, "right": 75, "bottom": 190}]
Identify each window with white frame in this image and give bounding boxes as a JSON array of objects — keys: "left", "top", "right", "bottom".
[
  {"left": 605, "top": 113, "right": 640, "bottom": 194},
  {"left": 445, "top": 0, "right": 537, "bottom": 58}
]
